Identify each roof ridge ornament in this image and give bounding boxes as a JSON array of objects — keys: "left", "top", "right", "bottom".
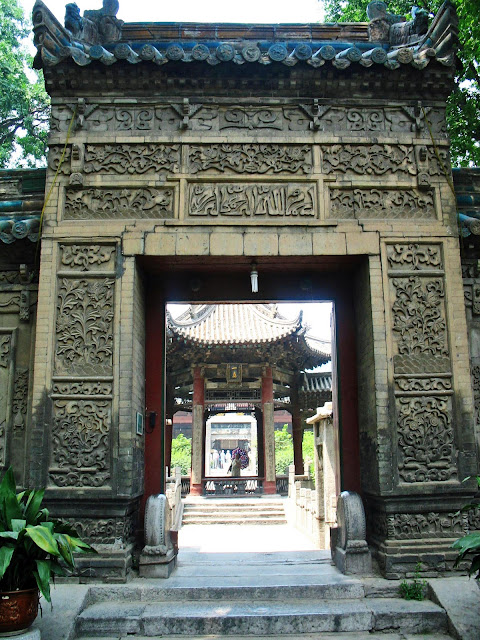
[{"left": 367, "top": 0, "right": 429, "bottom": 45}]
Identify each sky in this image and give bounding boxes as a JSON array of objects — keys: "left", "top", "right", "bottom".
[{"left": 22, "top": 0, "right": 325, "bottom": 25}]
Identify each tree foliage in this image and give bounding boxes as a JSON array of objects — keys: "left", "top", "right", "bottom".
[
  {"left": 170, "top": 433, "right": 192, "bottom": 475},
  {"left": 323, "top": 0, "right": 480, "bottom": 166},
  {"left": 0, "top": 0, "right": 50, "bottom": 168}
]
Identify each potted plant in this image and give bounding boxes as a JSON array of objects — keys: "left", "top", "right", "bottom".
[{"left": 0, "top": 467, "right": 96, "bottom": 634}]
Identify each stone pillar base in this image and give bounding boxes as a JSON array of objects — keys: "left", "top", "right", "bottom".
[
  {"left": 139, "top": 548, "right": 177, "bottom": 578},
  {"left": 332, "top": 535, "right": 372, "bottom": 575},
  {"left": 189, "top": 483, "right": 202, "bottom": 496},
  {"left": 74, "top": 543, "right": 134, "bottom": 583},
  {"left": 263, "top": 480, "right": 276, "bottom": 494}
]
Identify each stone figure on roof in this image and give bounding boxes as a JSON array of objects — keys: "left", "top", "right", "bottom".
[{"left": 63, "top": 0, "right": 123, "bottom": 44}]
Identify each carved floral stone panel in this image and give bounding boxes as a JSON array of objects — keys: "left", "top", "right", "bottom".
[
  {"left": 394, "top": 376, "right": 452, "bottom": 393},
  {"left": 0, "top": 334, "right": 12, "bottom": 466},
  {"left": 55, "top": 278, "right": 114, "bottom": 375},
  {"left": 49, "top": 399, "right": 111, "bottom": 488},
  {"left": 321, "top": 144, "right": 416, "bottom": 176},
  {"left": 219, "top": 107, "right": 283, "bottom": 131},
  {"left": 391, "top": 277, "right": 448, "bottom": 358},
  {"left": 329, "top": 189, "right": 435, "bottom": 219},
  {"left": 64, "top": 187, "right": 174, "bottom": 219},
  {"left": 59, "top": 245, "right": 116, "bottom": 272},
  {"left": 83, "top": 144, "right": 180, "bottom": 175},
  {"left": 66, "top": 516, "right": 134, "bottom": 544},
  {"left": 396, "top": 395, "right": 456, "bottom": 483},
  {"left": 387, "top": 243, "right": 443, "bottom": 271},
  {"left": 188, "top": 144, "right": 313, "bottom": 175},
  {"left": 189, "top": 183, "right": 316, "bottom": 217}
]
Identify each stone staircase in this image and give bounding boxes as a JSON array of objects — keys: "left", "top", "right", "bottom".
[
  {"left": 74, "top": 580, "right": 451, "bottom": 639},
  {"left": 182, "top": 497, "right": 287, "bottom": 525}
]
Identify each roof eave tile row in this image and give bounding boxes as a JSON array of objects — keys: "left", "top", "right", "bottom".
[{"left": 32, "top": 0, "right": 458, "bottom": 72}]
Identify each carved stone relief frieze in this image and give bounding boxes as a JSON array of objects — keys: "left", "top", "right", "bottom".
[
  {"left": 49, "top": 103, "right": 446, "bottom": 137},
  {"left": 64, "top": 187, "right": 174, "bottom": 219},
  {"left": 471, "top": 364, "right": 480, "bottom": 429},
  {"left": 49, "top": 399, "right": 111, "bottom": 488},
  {"left": 387, "top": 511, "right": 468, "bottom": 539},
  {"left": 55, "top": 278, "right": 114, "bottom": 375},
  {"left": 12, "top": 368, "right": 29, "bottom": 432},
  {"left": 83, "top": 144, "right": 180, "bottom": 175},
  {"left": 0, "top": 294, "right": 21, "bottom": 315},
  {"left": 188, "top": 183, "right": 316, "bottom": 218},
  {"left": 321, "top": 144, "right": 416, "bottom": 176},
  {"left": 66, "top": 516, "right": 134, "bottom": 544},
  {"left": 52, "top": 380, "right": 113, "bottom": 396},
  {"left": 188, "top": 144, "right": 313, "bottom": 175},
  {"left": 0, "top": 334, "right": 12, "bottom": 466},
  {"left": 60, "top": 244, "right": 116, "bottom": 272},
  {"left": 396, "top": 395, "right": 456, "bottom": 483},
  {"left": 329, "top": 189, "right": 435, "bottom": 220}
]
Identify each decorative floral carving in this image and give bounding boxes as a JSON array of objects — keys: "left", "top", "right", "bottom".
[
  {"left": 12, "top": 368, "right": 29, "bottom": 431},
  {"left": 64, "top": 188, "right": 174, "bottom": 219},
  {"left": 397, "top": 396, "right": 456, "bottom": 483},
  {"left": 321, "top": 144, "right": 416, "bottom": 176},
  {"left": 83, "top": 144, "right": 179, "bottom": 174},
  {"left": 189, "top": 183, "right": 315, "bottom": 217},
  {"left": 60, "top": 245, "right": 115, "bottom": 271},
  {"left": 330, "top": 189, "right": 434, "bottom": 219},
  {"left": 395, "top": 377, "right": 452, "bottom": 393},
  {"left": 67, "top": 516, "right": 135, "bottom": 544},
  {"left": 48, "top": 145, "right": 72, "bottom": 174},
  {"left": 189, "top": 144, "right": 312, "bottom": 175},
  {"left": 387, "top": 512, "right": 467, "bottom": 538},
  {"left": 55, "top": 278, "right": 114, "bottom": 374},
  {"left": 0, "top": 294, "right": 20, "bottom": 314},
  {"left": 52, "top": 380, "right": 113, "bottom": 396},
  {"left": 425, "top": 146, "right": 451, "bottom": 177},
  {"left": 0, "top": 270, "right": 36, "bottom": 284},
  {"left": 0, "top": 335, "right": 11, "bottom": 368},
  {"left": 50, "top": 399, "right": 111, "bottom": 487},
  {"left": 219, "top": 108, "right": 283, "bottom": 130},
  {"left": 387, "top": 244, "right": 443, "bottom": 270},
  {"left": 392, "top": 277, "right": 448, "bottom": 356}
]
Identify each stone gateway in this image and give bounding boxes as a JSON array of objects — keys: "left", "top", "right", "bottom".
[{"left": 0, "top": 0, "right": 478, "bottom": 581}]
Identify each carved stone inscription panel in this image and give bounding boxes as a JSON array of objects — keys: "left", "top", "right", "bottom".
[
  {"left": 64, "top": 187, "right": 174, "bottom": 220},
  {"left": 329, "top": 189, "right": 435, "bottom": 220},
  {"left": 83, "top": 144, "right": 180, "bottom": 175},
  {"left": 188, "top": 183, "right": 316, "bottom": 218},
  {"left": 50, "top": 244, "right": 116, "bottom": 489},
  {"left": 386, "top": 243, "right": 456, "bottom": 484}
]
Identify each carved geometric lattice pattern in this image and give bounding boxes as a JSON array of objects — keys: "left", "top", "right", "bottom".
[
  {"left": 397, "top": 396, "right": 456, "bottom": 483},
  {"left": 392, "top": 277, "right": 448, "bottom": 356},
  {"left": 55, "top": 278, "right": 114, "bottom": 375},
  {"left": 50, "top": 399, "right": 111, "bottom": 487}
]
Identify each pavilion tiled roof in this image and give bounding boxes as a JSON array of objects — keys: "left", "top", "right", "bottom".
[
  {"left": 32, "top": 0, "right": 458, "bottom": 73},
  {"left": 167, "top": 304, "right": 331, "bottom": 359}
]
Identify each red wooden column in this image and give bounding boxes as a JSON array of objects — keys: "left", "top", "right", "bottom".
[
  {"left": 262, "top": 366, "right": 276, "bottom": 494},
  {"left": 190, "top": 366, "right": 205, "bottom": 496},
  {"left": 143, "top": 285, "right": 166, "bottom": 516}
]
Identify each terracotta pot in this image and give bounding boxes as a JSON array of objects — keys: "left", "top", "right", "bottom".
[{"left": 0, "top": 588, "right": 39, "bottom": 635}]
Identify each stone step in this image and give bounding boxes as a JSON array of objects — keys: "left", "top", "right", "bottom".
[
  {"left": 76, "top": 597, "right": 447, "bottom": 637},
  {"left": 77, "top": 633, "right": 454, "bottom": 640},
  {"left": 86, "top": 581, "right": 366, "bottom": 604},
  {"left": 183, "top": 505, "right": 285, "bottom": 511},
  {"left": 182, "top": 517, "right": 287, "bottom": 525}
]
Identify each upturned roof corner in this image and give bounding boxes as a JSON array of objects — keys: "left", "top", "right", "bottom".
[{"left": 32, "top": 0, "right": 459, "bottom": 72}]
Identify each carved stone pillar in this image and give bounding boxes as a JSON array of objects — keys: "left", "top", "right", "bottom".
[
  {"left": 262, "top": 367, "right": 276, "bottom": 494},
  {"left": 190, "top": 366, "right": 204, "bottom": 496}
]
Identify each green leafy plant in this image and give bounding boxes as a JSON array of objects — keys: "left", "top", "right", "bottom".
[
  {"left": 399, "top": 562, "right": 427, "bottom": 600},
  {"left": 274, "top": 424, "right": 294, "bottom": 475},
  {"left": 452, "top": 476, "right": 480, "bottom": 579},
  {"left": 0, "top": 467, "right": 96, "bottom": 602}
]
